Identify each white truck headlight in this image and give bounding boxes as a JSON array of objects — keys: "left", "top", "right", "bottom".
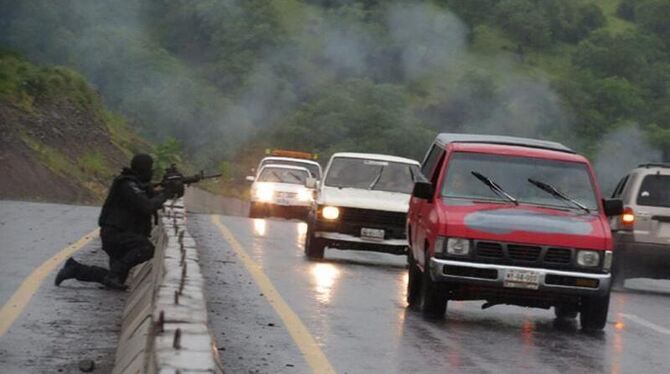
[
  {"left": 297, "top": 188, "right": 313, "bottom": 201},
  {"left": 255, "top": 185, "right": 274, "bottom": 202},
  {"left": 321, "top": 206, "right": 340, "bottom": 220},
  {"left": 446, "top": 238, "right": 470, "bottom": 256},
  {"left": 577, "top": 250, "right": 600, "bottom": 267}
]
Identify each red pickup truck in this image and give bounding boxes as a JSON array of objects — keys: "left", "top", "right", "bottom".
[{"left": 406, "top": 134, "right": 623, "bottom": 331}]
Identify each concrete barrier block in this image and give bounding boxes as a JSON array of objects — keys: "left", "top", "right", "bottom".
[{"left": 114, "top": 199, "right": 221, "bottom": 374}]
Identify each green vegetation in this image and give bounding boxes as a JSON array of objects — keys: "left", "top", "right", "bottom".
[
  {"left": 1, "top": 0, "right": 668, "bottom": 188},
  {"left": 78, "top": 151, "right": 109, "bottom": 178},
  {"left": 1, "top": 51, "right": 149, "bottom": 200},
  {"left": 19, "top": 131, "right": 85, "bottom": 179}
]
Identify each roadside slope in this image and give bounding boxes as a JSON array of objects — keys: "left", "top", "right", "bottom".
[{"left": 0, "top": 51, "right": 148, "bottom": 203}]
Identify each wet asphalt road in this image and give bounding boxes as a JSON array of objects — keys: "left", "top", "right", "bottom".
[
  {"left": 0, "top": 201, "right": 124, "bottom": 374},
  {"left": 190, "top": 214, "right": 670, "bottom": 374}
]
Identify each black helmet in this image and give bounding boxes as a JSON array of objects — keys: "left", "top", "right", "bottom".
[{"left": 130, "top": 153, "right": 154, "bottom": 182}]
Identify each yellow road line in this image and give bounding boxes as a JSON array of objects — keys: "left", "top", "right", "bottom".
[
  {"left": 0, "top": 228, "right": 99, "bottom": 337},
  {"left": 211, "top": 216, "right": 336, "bottom": 374}
]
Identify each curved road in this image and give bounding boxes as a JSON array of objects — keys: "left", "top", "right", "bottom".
[
  {"left": 190, "top": 214, "right": 670, "bottom": 374},
  {"left": 0, "top": 201, "right": 125, "bottom": 373}
]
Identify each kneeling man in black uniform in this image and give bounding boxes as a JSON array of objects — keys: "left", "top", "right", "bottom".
[{"left": 55, "top": 154, "right": 182, "bottom": 290}]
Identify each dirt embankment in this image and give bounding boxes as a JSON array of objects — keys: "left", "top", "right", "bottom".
[
  {"left": 0, "top": 53, "right": 147, "bottom": 203},
  {"left": 0, "top": 102, "right": 127, "bottom": 203}
]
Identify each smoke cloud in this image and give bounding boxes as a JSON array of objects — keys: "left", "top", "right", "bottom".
[
  {"left": 0, "top": 0, "right": 662, "bottom": 184},
  {"left": 593, "top": 125, "right": 663, "bottom": 196}
]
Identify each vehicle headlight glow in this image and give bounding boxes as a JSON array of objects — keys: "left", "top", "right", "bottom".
[
  {"left": 297, "top": 188, "right": 313, "bottom": 201},
  {"left": 446, "top": 238, "right": 470, "bottom": 256},
  {"left": 577, "top": 250, "right": 600, "bottom": 267},
  {"left": 321, "top": 206, "right": 340, "bottom": 220},
  {"left": 255, "top": 185, "right": 274, "bottom": 202}
]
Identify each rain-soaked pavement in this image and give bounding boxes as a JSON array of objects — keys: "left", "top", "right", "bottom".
[
  {"left": 190, "top": 214, "right": 670, "bottom": 374},
  {"left": 0, "top": 201, "right": 125, "bottom": 373}
]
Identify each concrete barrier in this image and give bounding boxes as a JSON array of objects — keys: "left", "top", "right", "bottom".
[{"left": 112, "top": 199, "right": 223, "bottom": 374}]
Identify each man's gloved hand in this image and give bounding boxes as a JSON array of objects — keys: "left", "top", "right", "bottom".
[{"left": 163, "top": 179, "right": 184, "bottom": 199}]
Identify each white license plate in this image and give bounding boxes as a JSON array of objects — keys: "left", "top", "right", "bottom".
[
  {"left": 361, "top": 228, "right": 385, "bottom": 241},
  {"left": 503, "top": 269, "right": 540, "bottom": 290},
  {"left": 275, "top": 198, "right": 290, "bottom": 205}
]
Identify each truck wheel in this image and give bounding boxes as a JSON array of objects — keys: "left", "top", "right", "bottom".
[
  {"left": 580, "top": 294, "right": 610, "bottom": 331},
  {"left": 304, "top": 225, "right": 325, "bottom": 260},
  {"left": 420, "top": 255, "right": 447, "bottom": 317},
  {"left": 554, "top": 305, "right": 578, "bottom": 319},
  {"left": 407, "top": 250, "right": 422, "bottom": 307},
  {"left": 612, "top": 259, "right": 626, "bottom": 290}
]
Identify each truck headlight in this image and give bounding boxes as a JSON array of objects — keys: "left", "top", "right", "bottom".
[
  {"left": 321, "top": 206, "right": 340, "bottom": 220},
  {"left": 577, "top": 250, "right": 600, "bottom": 267},
  {"left": 255, "top": 185, "right": 274, "bottom": 202},
  {"left": 446, "top": 238, "right": 470, "bottom": 256},
  {"left": 297, "top": 188, "right": 313, "bottom": 201}
]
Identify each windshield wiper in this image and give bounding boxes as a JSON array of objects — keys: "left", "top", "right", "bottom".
[
  {"left": 287, "top": 172, "right": 304, "bottom": 182},
  {"left": 527, "top": 178, "right": 590, "bottom": 213},
  {"left": 471, "top": 171, "right": 518, "bottom": 205},
  {"left": 368, "top": 165, "right": 385, "bottom": 190}
]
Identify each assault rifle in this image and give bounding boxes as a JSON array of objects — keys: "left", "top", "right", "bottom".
[{"left": 157, "top": 164, "right": 222, "bottom": 187}]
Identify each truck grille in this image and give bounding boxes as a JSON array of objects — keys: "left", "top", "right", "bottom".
[
  {"left": 544, "top": 248, "right": 572, "bottom": 264},
  {"left": 338, "top": 208, "right": 407, "bottom": 227},
  {"left": 318, "top": 207, "right": 407, "bottom": 240},
  {"left": 507, "top": 245, "right": 541, "bottom": 261},
  {"left": 474, "top": 241, "right": 579, "bottom": 270},
  {"left": 476, "top": 242, "right": 504, "bottom": 258}
]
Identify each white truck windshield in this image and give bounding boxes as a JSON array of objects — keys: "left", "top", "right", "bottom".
[
  {"left": 258, "top": 167, "right": 309, "bottom": 185},
  {"left": 324, "top": 158, "right": 419, "bottom": 194}
]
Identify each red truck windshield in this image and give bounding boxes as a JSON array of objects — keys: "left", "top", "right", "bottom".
[{"left": 442, "top": 152, "right": 599, "bottom": 211}]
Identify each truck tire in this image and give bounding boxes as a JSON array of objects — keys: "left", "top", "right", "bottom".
[
  {"left": 611, "top": 256, "right": 626, "bottom": 290},
  {"left": 580, "top": 294, "right": 610, "bottom": 331},
  {"left": 420, "top": 254, "right": 447, "bottom": 317},
  {"left": 304, "top": 224, "right": 325, "bottom": 260},
  {"left": 407, "top": 250, "right": 422, "bottom": 307},
  {"left": 554, "top": 305, "right": 578, "bottom": 319}
]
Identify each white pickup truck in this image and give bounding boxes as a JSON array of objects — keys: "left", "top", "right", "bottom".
[{"left": 304, "top": 152, "right": 420, "bottom": 259}]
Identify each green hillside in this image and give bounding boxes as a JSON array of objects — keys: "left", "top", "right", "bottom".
[
  {"left": 0, "top": 51, "right": 149, "bottom": 202},
  {"left": 1, "top": 0, "right": 668, "bottom": 195}
]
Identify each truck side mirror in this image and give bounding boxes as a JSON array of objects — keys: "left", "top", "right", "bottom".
[
  {"left": 412, "top": 180, "right": 434, "bottom": 200},
  {"left": 245, "top": 175, "right": 255, "bottom": 183},
  {"left": 603, "top": 198, "right": 623, "bottom": 217},
  {"left": 305, "top": 177, "right": 317, "bottom": 189}
]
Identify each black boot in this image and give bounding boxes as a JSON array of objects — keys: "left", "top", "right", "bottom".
[
  {"left": 102, "top": 274, "right": 128, "bottom": 291},
  {"left": 55, "top": 258, "right": 78, "bottom": 286}
]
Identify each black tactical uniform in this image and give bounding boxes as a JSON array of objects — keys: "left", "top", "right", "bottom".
[{"left": 55, "top": 154, "right": 180, "bottom": 290}]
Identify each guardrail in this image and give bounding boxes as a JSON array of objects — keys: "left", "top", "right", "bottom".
[{"left": 112, "top": 199, "right": 223, "bottom": 373}]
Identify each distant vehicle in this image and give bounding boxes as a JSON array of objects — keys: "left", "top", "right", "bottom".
[
  {"left": 304, "top": 152, "right": 421, "bottom": 260},
  {"left": 249, "top": 164, "right": 316, "bottom": 219},
  {"left": 406, "top": 134, "right": 623, "bottom": 331},
  {"left": 609, "top": 163, "right": 670, "bottom": 287},
  {"left": 247, "top": 150, "right": 323, "bottom": 182}
]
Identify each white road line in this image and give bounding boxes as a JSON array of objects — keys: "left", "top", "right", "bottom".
[{"left": 620, "top": 313, "right": 670, "bottom": 335}]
